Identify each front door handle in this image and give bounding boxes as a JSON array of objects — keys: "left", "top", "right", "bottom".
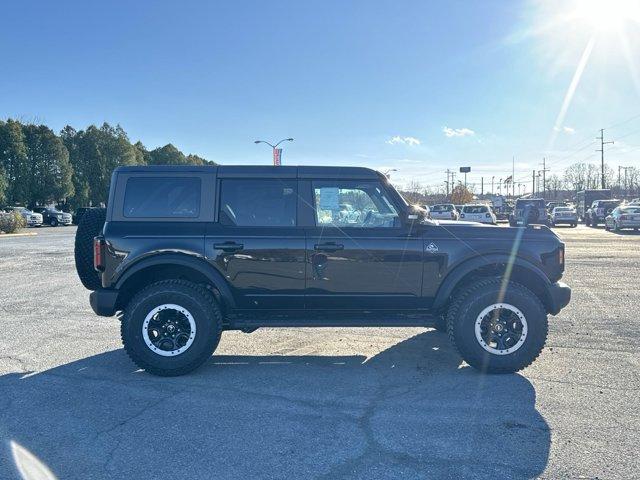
[
  {"left": 314, "top": 242, "right": 344, "bottom": 252},
  {"left": 213, "top": 242, "right": 244, "bottom": 253}
]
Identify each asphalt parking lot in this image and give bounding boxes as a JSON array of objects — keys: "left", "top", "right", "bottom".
[{"left": 0, "top": 225, "right": 638, "bottom": 479}]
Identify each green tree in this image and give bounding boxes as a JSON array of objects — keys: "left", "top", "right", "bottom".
[
  {"left": 133, "top": 141, "right": 151, "bottom": 165},
  {"left": 0, "top": 170, "right": 7, "bottom": 205},
  {"left": 0, "top": 119, "right": 30, "bottom": 205},
  {"left": 148, "top": 144, "right": 188, "bottom": 165},
  {"left": 62, "top": 123, "right": 140, "bottom": 206},
  {"left": 22, "top": 124, "right": 74, "bottom": 205}
]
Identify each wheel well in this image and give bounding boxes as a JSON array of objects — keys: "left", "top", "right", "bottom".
[
  {"left": 447, "top": 263, "right": 551, "bottom": 313},
  {"left": 115, "top": 264, "right": 226, "bottom": 314}
]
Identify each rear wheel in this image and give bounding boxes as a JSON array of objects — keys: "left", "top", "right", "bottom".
[
  {"left": 121, "top": 280, "right": 223, "bottom": 376},
  {"left": 74, "top": 208, "right": 106, "bottom": 290},
  {"left": 446, "top": 278, "right": 548, "bottom": 373}
]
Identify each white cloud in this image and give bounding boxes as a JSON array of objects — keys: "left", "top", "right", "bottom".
[
  {"left": 386, "top": 135, "right": 421, "bottom": 146},
  {"left": 553, "top": 125, "right": 575, "bottom": 134},
  {"left": 443, "top": 126, "right": 475, "bottom": 138}
]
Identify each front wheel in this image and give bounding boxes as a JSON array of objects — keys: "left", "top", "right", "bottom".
[
  {"left": 121, "top": 280, "right": 223, "bottom": 376},
  {"left": 49, "top": 218, "right": 58, "bottom": 227},
  {"left": 446, "top": 278, "right": 548, "bottom": 373}
]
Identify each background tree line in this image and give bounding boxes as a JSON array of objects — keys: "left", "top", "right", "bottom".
[
  {"left": 0, "top": 119, "right": 215, "bottom": 209},
  {"left": 397, "top": 161, "right": 640, "bottom": 206}
]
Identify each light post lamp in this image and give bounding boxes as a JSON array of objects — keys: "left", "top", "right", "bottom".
[
  {"left": 382, "top": 168, "right": 398, "bottom": 179},
  {"left": 254, "top": 138, "right": 294, "bottom": 165}
]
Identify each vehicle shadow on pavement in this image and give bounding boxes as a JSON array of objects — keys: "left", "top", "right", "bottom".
[{"left": 0, "top": 330, "right": 550, "bottom": 480}]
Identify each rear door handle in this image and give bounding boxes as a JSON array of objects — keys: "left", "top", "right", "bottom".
[
  {"left": 314, "top": 242, "right": 344, "bottom": 252},
  {"left": 213, "top": 242, "right": 244, "bottom": 252}
]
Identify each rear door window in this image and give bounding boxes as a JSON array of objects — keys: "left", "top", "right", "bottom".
[
  {"left": 218, "top": 179, "right": 297, "bottom": 226},
  {"left": 123, "top": 177, "right": 201, "bottom": 218}
]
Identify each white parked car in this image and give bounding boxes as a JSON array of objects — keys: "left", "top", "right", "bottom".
[
  {"left": 550, "top": 206, "right": 577, "bottom": 227},
  {"left": 430, "top": 203, "right": 459, "bottom": 220},
  {"left": 460, "top": 204, "right": 496, "bottom": 224},
  {"left": 6, "top": 207, "right": 43, "bottom": 226}
]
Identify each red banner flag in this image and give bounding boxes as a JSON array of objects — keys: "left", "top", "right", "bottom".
[{"left": 273, "top": 148, "right": 282, "bottom": 166}]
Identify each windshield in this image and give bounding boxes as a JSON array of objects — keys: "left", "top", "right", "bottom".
[
  {"left": 431, "top": 204, "right": 453, "bottom": 212},
  {"left": 517, "top": 200, "right": 544, "bottom": 208},
  {"left": 463, "top": 205, "right": 488, "bottom": 214}
]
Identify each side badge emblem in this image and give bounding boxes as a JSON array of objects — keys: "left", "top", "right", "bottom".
[{"left": 426, "top": 242, "right": 439, "bottom": 254}]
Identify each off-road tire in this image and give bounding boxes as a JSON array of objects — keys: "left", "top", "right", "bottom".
[
  {"left": 121, "top": 280, "right": 222, "bottom": 376},
  {"left": 433, "top": 314, "right": 447, "bottom": 333},
  {"left": 74, "top": 208, "right": 106, "bottom": 290},
  {"left": 446, "top": 278, "right": 548, "bottom": 373}
]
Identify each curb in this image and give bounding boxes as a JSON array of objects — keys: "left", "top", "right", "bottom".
[{"left": 0, "top": 232, "right": 38, "bottom": 238}]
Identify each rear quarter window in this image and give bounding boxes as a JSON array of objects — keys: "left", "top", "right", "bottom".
[{"left": 123, "top": 177, "right": 201, "bottom": 218}]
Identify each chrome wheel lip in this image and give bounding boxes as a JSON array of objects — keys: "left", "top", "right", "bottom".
[
  {"left": 474, "top": 303, "right": 528, "bottom": 355},
  {"left": 142, "top": 304, "right": 196, "bottom": 357}
]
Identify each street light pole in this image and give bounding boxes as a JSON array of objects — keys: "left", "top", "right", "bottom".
[{"left": 254, "top": 138, "right": 294, "bottom": 165}]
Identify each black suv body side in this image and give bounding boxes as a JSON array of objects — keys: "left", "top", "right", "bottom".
[{"left": 83, "top": 165, "right": 570, "bottom": 375}]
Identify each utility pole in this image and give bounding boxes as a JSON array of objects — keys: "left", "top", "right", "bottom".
[
  {"left": 481, "top": 177, "right": 484, "bottom": 196},
  {"left": 539, "top": 157, "right": 550, "bottom": 199},
  {"left": 596, "top": 129, "right": 614, "bottom": 189},
  {"left": 619, "top": 166, "right": 632, "bottom": 197},
  {"left": 491, "top": 176, "right": 495, "bottom": 195},
  {"left": 532, "top": 170, "right": 536, "bottom": 197},
  {"left": 512, "top": 156, "right": 515, "bottom": 198}
]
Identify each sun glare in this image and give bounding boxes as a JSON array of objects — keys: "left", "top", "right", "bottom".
[{"left": 573, "top": 0, "right": 640, "bottom": 32}]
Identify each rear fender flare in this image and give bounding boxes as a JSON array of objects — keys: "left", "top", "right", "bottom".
[{"left": 114, "top": 253, "right": 236, "bottom": 309}]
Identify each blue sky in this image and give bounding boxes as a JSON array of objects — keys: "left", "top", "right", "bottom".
[{"left": 2, "top": 0, "right": 640, "bottom": 192}]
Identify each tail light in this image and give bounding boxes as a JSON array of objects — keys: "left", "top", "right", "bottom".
[
  {"left": 460, "top": 213, "right": 465, "bottom": 218},
  {"left": 485, "top": 213, "right": 490, "bottom": 218},
  {"left": 93, "top": 237, "right": 105, "bottom": 272},
  {"left": 558, "top": 247, "right": 564, "bottom": 267}
]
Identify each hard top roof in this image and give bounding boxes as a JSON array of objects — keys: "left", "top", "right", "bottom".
[{"left": 115, "top": 165, "right": 383, "bottom": 179}]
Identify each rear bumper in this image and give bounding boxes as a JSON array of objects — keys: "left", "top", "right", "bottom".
[
  {"left": 548, "top": 281, "right": 571, "bottom": 315},
  {"left": 89, "top": 289, "right": 119, "bottom": 317}
]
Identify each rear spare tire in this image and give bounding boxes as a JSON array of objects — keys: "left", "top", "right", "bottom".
[{"left": 74, "top": 208, "right": 106, "bottom": 290}]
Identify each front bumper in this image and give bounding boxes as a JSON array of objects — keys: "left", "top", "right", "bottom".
[
  {"left": 89, "top": 289, "right": 119, "bottom": 317},
  {"left": 548, "top": 281, "right": 571, "bottom": 315}
]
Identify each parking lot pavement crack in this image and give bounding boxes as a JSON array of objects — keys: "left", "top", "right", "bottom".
[
  {"left": 94, "top": 391, "right": 181, "bottom": 438},
  {"left": 0, "top": 355, "right": 28, "bottom": 373}
]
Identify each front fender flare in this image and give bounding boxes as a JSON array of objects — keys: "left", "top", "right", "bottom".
[{"left": 432, "top": 254, "right": 552, "bottom": 312}]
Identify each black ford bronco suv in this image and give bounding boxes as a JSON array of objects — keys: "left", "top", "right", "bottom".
[{"left": 75, "top": 165, "right": 571, "bottom": 376}]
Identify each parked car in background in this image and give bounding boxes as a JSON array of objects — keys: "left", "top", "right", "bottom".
[
  {"left": 576, "top": 189, "right": 611, "bottom": 222},
  {"left": 550, "top": 206, "right": 577, "bottom": 227},
  {"left": 604, "top": 205, "right": 640, "bottom": 232},
  {"left": 459, "top": 204, "right": 496, "bottom": 224},
  {"left": 6, "top": 207, "right": 43, "bottom": 227},
  {"left": 494, "top": 203, "right": 513, "bottom": 222},
  {"left": 510, "top": 198, "right": 548, "bottom": 226},
  {"left": 73, "top": 207, "right": 97, "bottom": 225},
  {"left": 585, "top": 199, "right": 621, "bottom": 227},
  {"left": 419, "top": 204, "right": 431, "bottom": 219},
  {"left": 33, "top": 207, "right": 73, "bottom": 226},
  {"left": 429, "top": 203, "right": 459, "bottom": 220}
]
